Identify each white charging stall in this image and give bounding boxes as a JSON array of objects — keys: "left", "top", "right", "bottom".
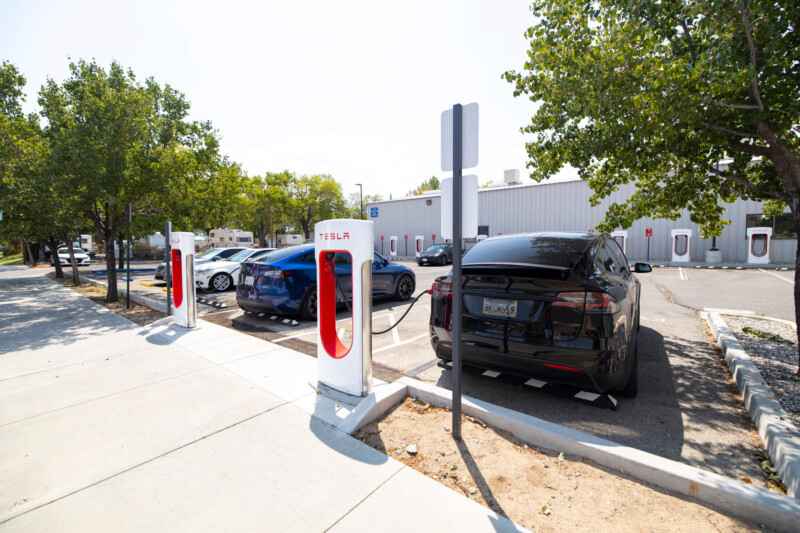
[
  {"left": 611, "top": 230, "right": 628, "bottom": 255},
  {"left": 747, "top": 227, "right": 772, "bottom": 264},
  {"left": 671, "top": 229, "right": 692, "bottom": 263},
  {"left": 170, "top": 232, "right": 197, "bottom": 328},
  {"left": 389, "top": 236, "right": 398, "bottom": 257},
  {"left": 415, "top": 235, "right": 424, "bottom": 258},
  {"left": 315, "top": 219, "right": 373, "bottom": 397}
]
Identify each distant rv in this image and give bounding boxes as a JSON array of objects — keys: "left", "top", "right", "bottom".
[{"left": 209, "top": 228, "right": 254, "bottom": 248}]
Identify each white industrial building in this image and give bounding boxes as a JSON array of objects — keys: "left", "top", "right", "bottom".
[{"left": 366, "top": 172, "right": 795, "bottom": 264}]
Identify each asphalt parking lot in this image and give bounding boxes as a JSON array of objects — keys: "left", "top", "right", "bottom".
[{"left": 84, "top": 259, "right": 795, "bottom": 487}]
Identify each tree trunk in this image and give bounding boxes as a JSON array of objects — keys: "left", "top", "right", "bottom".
[
  {"left": 21, "top": 239, "right": 36, "bottom": 267},
  {"left": 104, "top": 230, "right": 118, "bottom": 302},
  {"left": 47, "top": 237, "right": 64, "bottom": 278},
  {"left": 65, "top": 240, "right": 81, "bottom": 286},
  {"left": 118, "top": 234, "right": 125, "bottom": 270}
]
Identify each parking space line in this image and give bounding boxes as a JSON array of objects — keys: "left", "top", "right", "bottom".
[
  {"left": 272, "top": 330, "right": 318, "bottom": 343},
  {"left": 372, "top": 333, "right": 429, "bottom": 354},
  {"left": 389, "top": 313, "right": 401, "bottom": 345},
  {"left": 759, "top": 268, "right": 793, "bottom": 284},
  {"left": 678, "top": 267, "right": 688, "bottom": 281},
  {"left": 404, "top": 358, "right": 441, "bottom": 378}
]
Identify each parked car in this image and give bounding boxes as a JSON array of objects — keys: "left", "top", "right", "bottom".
[
  {"left": 195, "top": 248, "right": 276, "bottom": 292},
  {"left": 237, "top": 244, "right": 416, "bottom": 320},
  {"left": 429, "top": 232, "right": 651, "bottom": 397},
  {"left": 417, "top": 243, "right": 453, "bottom": 266},
  {"left": 51, "top": 247, "right": 91, "bottom": 266},
  {"left": 154, "top": 246, "right": 247, "bottom": 280}
]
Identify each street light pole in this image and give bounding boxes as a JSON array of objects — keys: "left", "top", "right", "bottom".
[{"left": 355, "top": 183, "right": 363, "bottom": 220}]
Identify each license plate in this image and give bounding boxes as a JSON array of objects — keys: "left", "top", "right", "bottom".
[
  {"left": 244, "top": 276, "right": 254, "bottom": 286},
  {"left": 421, "top": 258, "right": 427, "bottom": 263},
  {"left": 483, "top": 298, "right": 517, "bottom": 318}
]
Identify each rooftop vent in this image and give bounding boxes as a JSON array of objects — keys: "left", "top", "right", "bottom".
[{"left": 504, "top": 169, "right": 521, "bottom": 185}]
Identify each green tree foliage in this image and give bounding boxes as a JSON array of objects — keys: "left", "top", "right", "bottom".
[
  {"left": 38, "top": 59, "right": 221, "bottom": 301},
  {"left": 505, "top": 0, "right": 800, "bottom": 368},
  {"left": 291, "top": 174, "right": 348, "bottom": 239},
  {"left": 237, "top": 171, "right": 294, "bottom": 247},
  {"left": 347, "top": 192, "right": 383, "bottom": 219},
  {"left": 408, "top": 176, "right": 441, "bottom": 196}
]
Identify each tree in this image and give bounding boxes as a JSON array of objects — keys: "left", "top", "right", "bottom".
[
  {"left": 346, "top": 192, "right": 383, "bottom": 219},
  {"left": 39, "top": 59, "right": 221, "bottom": 302},
  {"left": 408, "top": 176, "right": 441, "bottom": 196},
  {"left": 291, "top": 174, "right": 348, "bottom": 239},
  {"left": 504, "top": 0, "right": 800, "bottom": 372},
  {"left": 237, "top": 171, "right": 294, "bottom": 247}
]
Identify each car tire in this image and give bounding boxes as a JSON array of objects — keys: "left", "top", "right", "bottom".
[
  {"left": 299, "top": 286, "right": 317, "bottom": 321},
  {"left": 211, "top": 273, "right": 232, "bottom": 292},
  {"left": 395, "top": 274, "right": 415, "bottom": 301},
  {"left": 616, "top": 329, "right": 638, "bottom": 398}
]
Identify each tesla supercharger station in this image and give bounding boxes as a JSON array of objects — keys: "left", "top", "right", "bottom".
[
  {"left": 611, "top": 230, "right": 628, "bottom": 255},
  {"left": 315, "top": 219, "right": 373, "bottom": 397},
  {"left": 671, "top": 229, "right": 692, "bottom": 263},
  {"left": 747, "top": 227, "right": 772, "bottom": 264},
  {"left": 389, "top": 236, "right": 398, "bottom": 257},
  {"left": 415, "top": 235, "right": 424, "bottom": 258},
  {"left": 170, "top": 232, "right": 197, "bottom": 328}
]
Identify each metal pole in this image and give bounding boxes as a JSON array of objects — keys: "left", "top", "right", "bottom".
[
  {"left": 126, "top": 203, "right": 131, "bottom": 309},
  {"left": 647, "top": 237, "right": 650, "bottom": 262},
  {"left": 452, "top": 103, "right": 463, "bottom": 441},
  {"left": 165, "top": 221, "right": 172, "bottom": 315},
  {"left": 356, "top": 183, "right": 363, "bottom": 220}
]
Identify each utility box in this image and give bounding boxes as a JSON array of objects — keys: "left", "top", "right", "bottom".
[
  {"left": 671, "top": 229, "right": 692, "bottom": 263},
  {"left": 315, "top": 219, "right": 374, "bottom": 397},
  {"left": 747, "top": 227, "right": 772, "bottom": 264}
]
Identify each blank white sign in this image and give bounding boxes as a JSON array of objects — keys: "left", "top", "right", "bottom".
[
  {"left": 441, "top": 174, "right": 478, "bottom": 240},
  {"left": 441, "top": 103, "right": 479, "bottom": 172}
]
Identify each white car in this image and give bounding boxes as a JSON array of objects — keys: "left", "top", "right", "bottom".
[
  {"left": 195, "top": 248, "right": 276, "bottom": 291},
  {"left": 52, "top": 247, "right": 91, "bottom": 266}
]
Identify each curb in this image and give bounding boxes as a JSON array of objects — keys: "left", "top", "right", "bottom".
[
  {"left": 86, "top": 278, "right": 168, "bottom": 314},
  {"left": 705, "top": 312, "right": 800, "bottom": 499},
  {"left": 397, "top": 376, "right": 800, "bottom": 532}
]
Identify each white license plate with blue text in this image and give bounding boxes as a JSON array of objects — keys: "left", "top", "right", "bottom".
[
  {"left": 244, "top": 276, "right": 254, "bottom": 286},
  {"left": 483, "top": 298, "right": 517, "bottom": 318}
]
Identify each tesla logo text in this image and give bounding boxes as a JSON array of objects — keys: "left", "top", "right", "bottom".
[{"left": 319, "top": 232, "right": 350, "bottom": 240}]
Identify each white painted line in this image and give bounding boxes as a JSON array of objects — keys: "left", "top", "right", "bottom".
[
  {"left": 703, "top": 307, "right": 755, "bottom": 315},
  {"left": 609, "top": 395, "right": 618, "bottom": 407},
  {"left": 258, "top": 313, "right": 265, "bottom": 317},
  {"left": 524, "top": 378, "right": 547, "bottom": 389},
  {"left": 270, "top": 315, "right": 277, "bottom": 320},
  {"left": 446, "top": 361, "right": 453, "bottom": 367},
  {"left": 291, "top": 320, "right": 299, "bottom": 326},
  {"left": 640, "top": 315, "right": 648, "bottom": 321},
  {"left": 338, "top": 328, "right": 345, "bottom": 339},
  {"left": 282, "top": 319, "right": 290, "bottom": 324},
  {"left": 272, "top": 329, "right": 318, "bottom": 343},
  {"left": 678, "top": 267, "right": 688, "bottom": 281},
  {"left": 574, "top": 391, "right": 600, "bottom": 402},
  {"left": 482, "top": 370, "right": 501, "bottom": 378},
  {"left": 759, "top": 268, "right": 793, "bottom": 284},
  {"left": 389, "top": 313, "right": 400, "bottom": 345},
  {"left": 372, "top": 333, "right": 429, "bottom": 354}
]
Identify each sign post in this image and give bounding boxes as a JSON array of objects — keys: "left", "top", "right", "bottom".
[
  {"left": 645, "top": 228, "right": 652, "bottom": 262},
  {"left": 441, "top": 102, "right": 478, "bottom": 441}
]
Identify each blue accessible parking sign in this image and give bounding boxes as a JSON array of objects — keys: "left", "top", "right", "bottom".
[{"left": 370, "top": 207, "right": 378, "bottom": 218}]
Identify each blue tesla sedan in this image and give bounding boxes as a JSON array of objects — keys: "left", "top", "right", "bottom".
[{"left": 236, "top": 244, "right": 416, "bottom": 320}]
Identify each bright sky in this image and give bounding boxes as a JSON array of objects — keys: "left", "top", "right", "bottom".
[{"left": 1, "top": 0, "right": 576, "bottom": 201}]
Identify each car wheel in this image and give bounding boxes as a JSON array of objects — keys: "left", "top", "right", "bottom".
[
  {"left": 395, "top": 274, "right": 415, "bottom": 301},
  {"left": 616, "top": 329, "right": 638, "bottom": 398},
  {"left": 440, "top": 256, "right": 447, "bottom": 266},
  {"left": 211, "top": 273, "right": 232, "bottom": 292},
  {"left": 299, "top": 286, "right": 317, "bottom": 321}
]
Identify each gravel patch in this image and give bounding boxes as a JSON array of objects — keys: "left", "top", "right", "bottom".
[{"left": 723, "top": 315, "right": 799, "bottom": 431}]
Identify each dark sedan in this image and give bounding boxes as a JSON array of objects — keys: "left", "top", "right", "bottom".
[
  {"left": 429, "top": 232, "right": 651, "bottom": 397},
  {"left": 417, "top": 243, "right": 453, "bottom": 266},
  {"left": 237, "top": 244, "right": 416, "bottom": 320}
]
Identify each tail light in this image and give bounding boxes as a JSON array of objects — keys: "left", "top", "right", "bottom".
[
  {"left": 432, "top": 281, "right": 453, "bottom": 332},
  {"left": 553, "top": 291, "right": 620, "bottom": 313}
]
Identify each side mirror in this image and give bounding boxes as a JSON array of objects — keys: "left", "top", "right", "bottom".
[
  {"left": 634, "top": 263, "right": 652, "bottom": 273},
  {"left": 212, "top": 256, "right": 221, "bottom": 261}
]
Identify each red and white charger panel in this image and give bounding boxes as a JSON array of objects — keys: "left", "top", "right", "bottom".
[
  {"left": 611, "top": 230, "right": 628, "bottom": 255},
  {"left": 747, "top": 228, "right": 772, "bottom": 264},
  {"left": 670, "top": 229, "right": 692, "bottom": 263},
  {"left": 415, "top": 236, "right": 424, "bottom": 257},
  {"left": 315, "top": 219, "right": 374, "bottom": 397},
  {"left": 170, "top": 232, "right": 197, "bottom": 328},
  {"left": 389, "top": 236, "right": 398, "bottom": 257}
]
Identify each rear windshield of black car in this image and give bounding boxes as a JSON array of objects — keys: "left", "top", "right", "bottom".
[{"left": 463, "top": 235, "right": 592, "bottom": 270}]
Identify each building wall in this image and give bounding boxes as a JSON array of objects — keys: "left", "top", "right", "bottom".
[{"left": 366, "top": 180, "right": 796, "bottom": 263}]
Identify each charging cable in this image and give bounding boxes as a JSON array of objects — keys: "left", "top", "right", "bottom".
[{"left": 373, "top": 289, "right": 431, "bottom": 335}]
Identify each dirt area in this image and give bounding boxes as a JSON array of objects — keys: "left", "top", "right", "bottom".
[
  {"left": 355, "top": 397, "right": 768, "bottom": 533},
  {"left": 47, "top": 272, "right": 166, "bottom": 326}
]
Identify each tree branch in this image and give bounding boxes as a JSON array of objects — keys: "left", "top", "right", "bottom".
[
  {"left": 726, "top": 140, "right": 771, "bottom": 158},
  {"left": 737, "top": 0, "right": 765, "bottom": 113},
  {"left": 708, "top": 167, "right": 789, "bottom": 202},
  {"left": 700, "top": 121, "right": 762, "bottom": 138},
  {"left": 0, "top": 126, "right": 35, "bottom": 168},
  {"left": 700, "top": 98, "right": 761, "bottom": 110}
]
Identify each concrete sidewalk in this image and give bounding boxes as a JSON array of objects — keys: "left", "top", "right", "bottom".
[{"left": 0, "top": 268, "right": 525, "bottom": 532}]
